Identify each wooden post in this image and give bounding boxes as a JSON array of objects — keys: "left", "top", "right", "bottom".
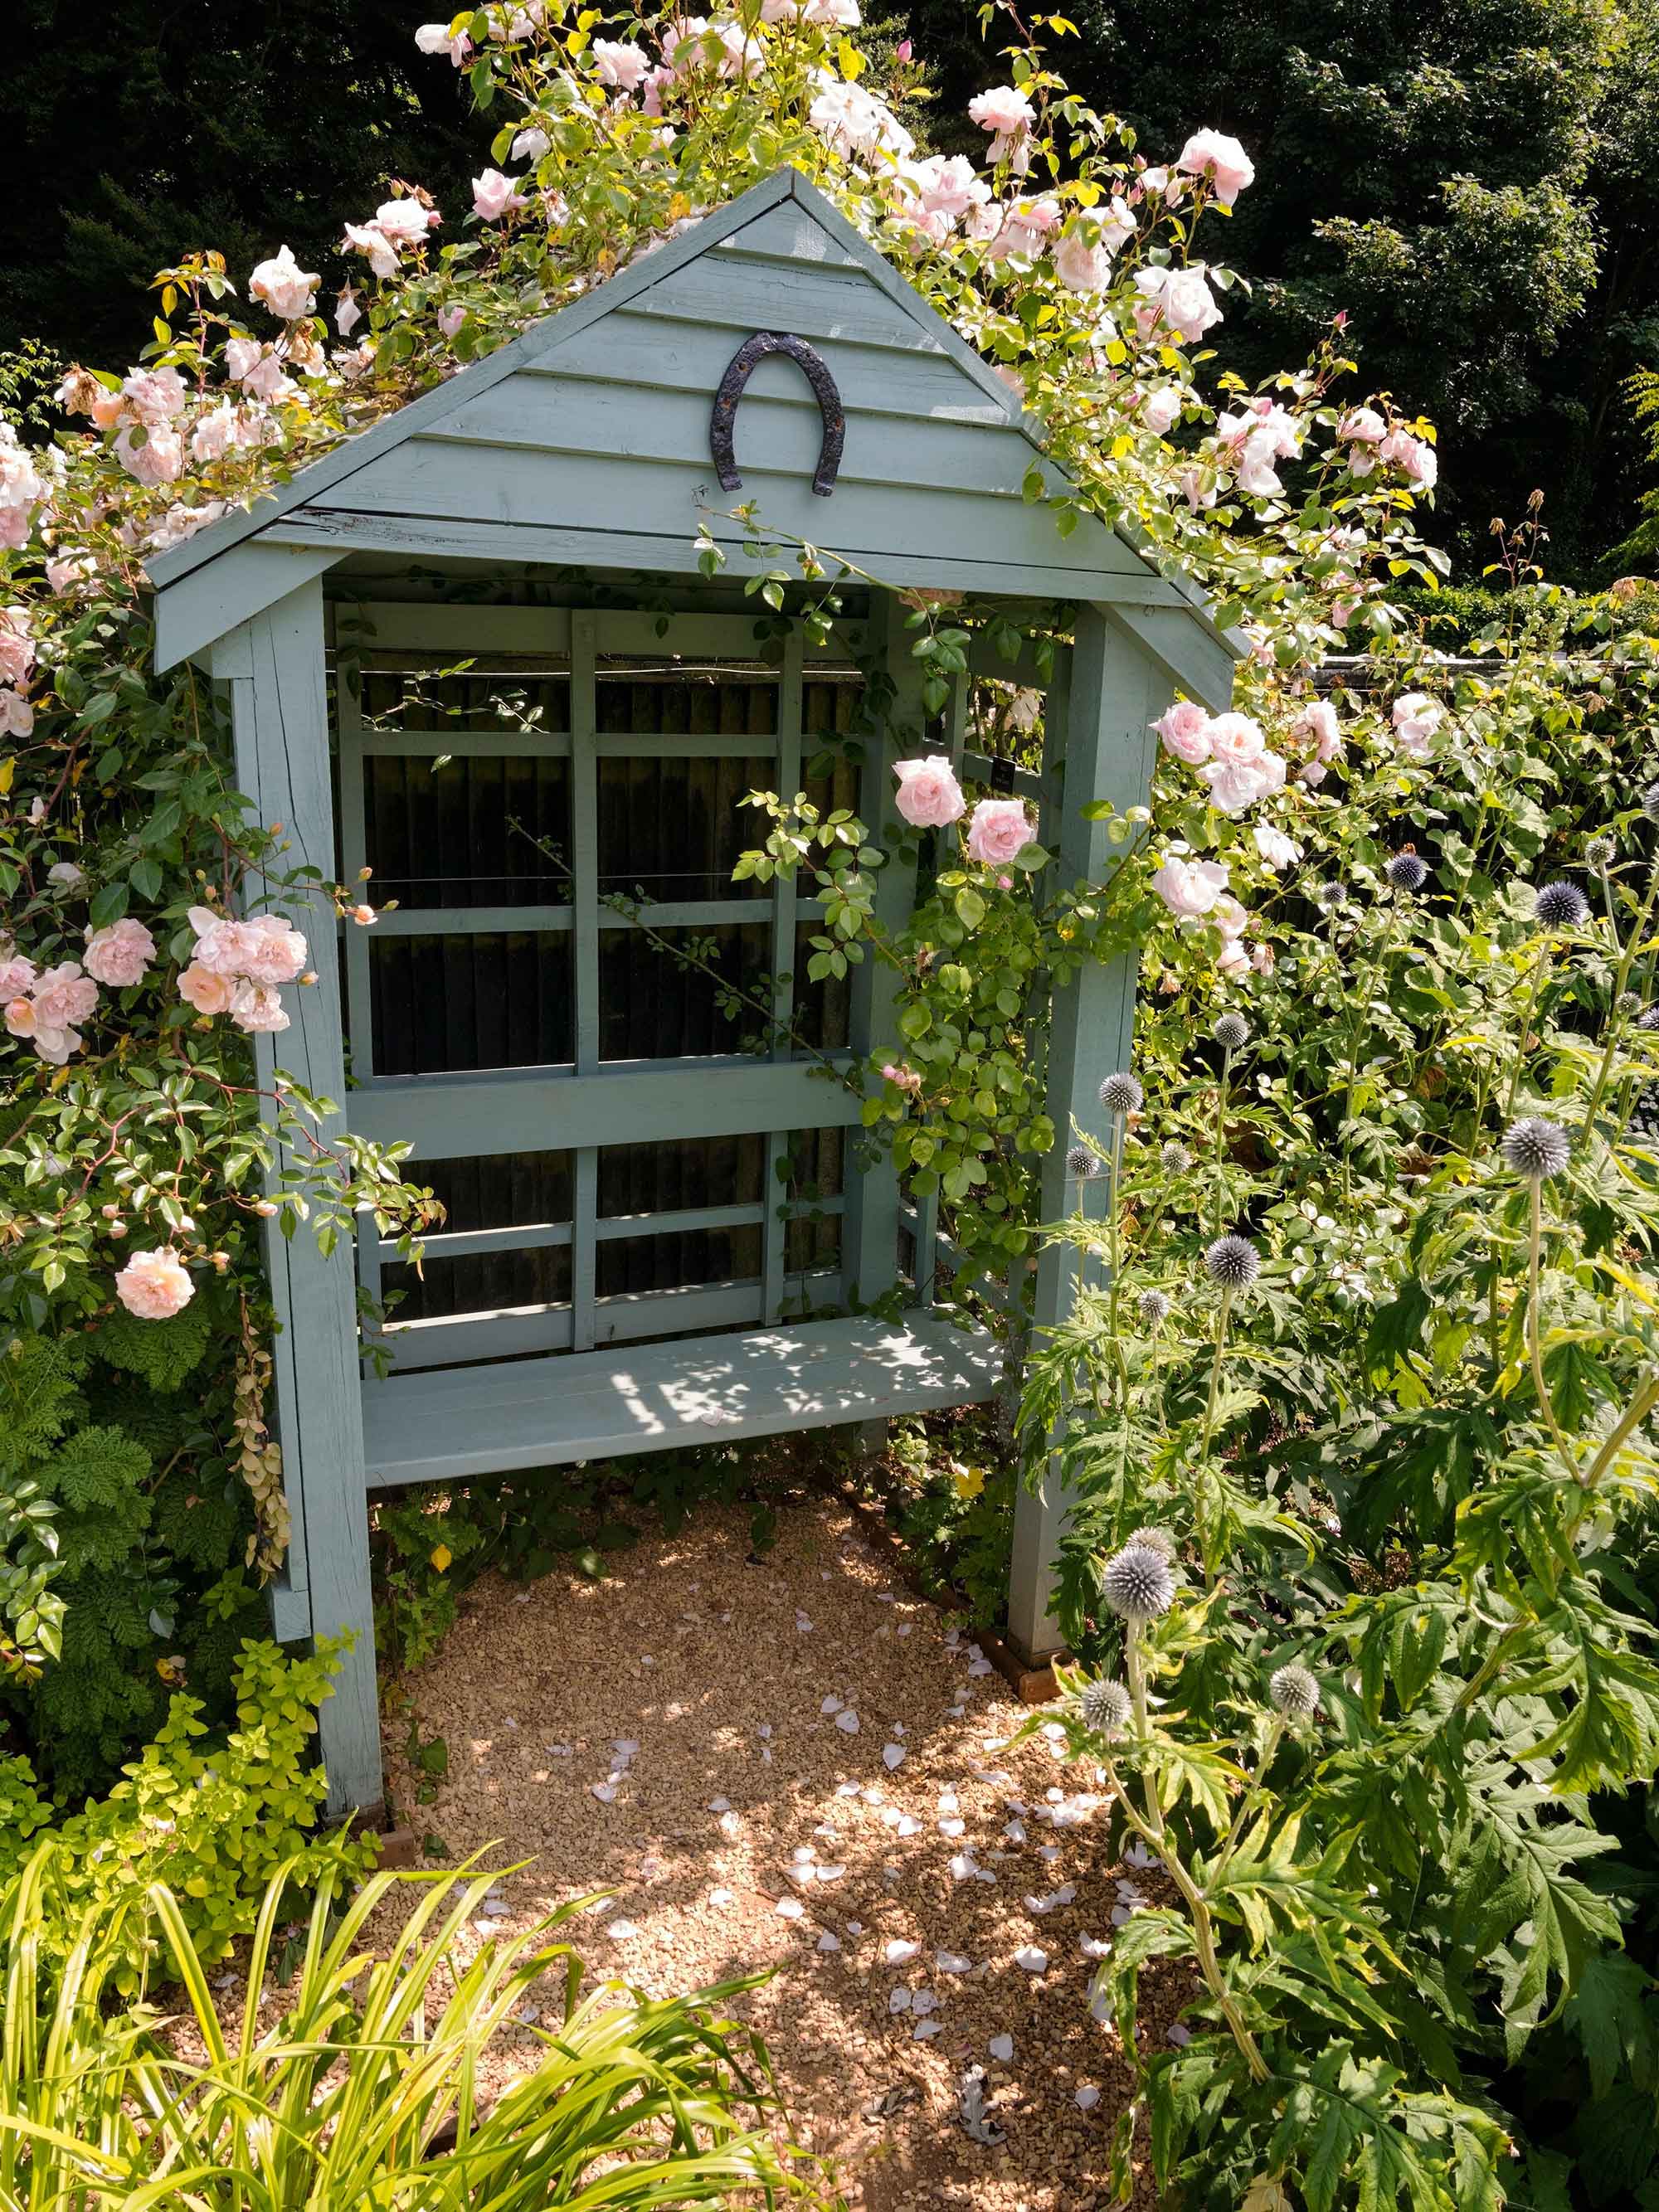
[
  {"left": 1006, "top": 607, "right": 1170, "bottom": 1665},
  {"left": 843, "top": 591, "right": 923, "bottom": 1457},
  {"left": 217, "top": 580, "right": 382, "bottom": 1816}
]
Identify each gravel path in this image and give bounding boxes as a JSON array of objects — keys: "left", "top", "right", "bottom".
[{"left": 381, "top": 1490, "right": 1190, "bottom": 2209}]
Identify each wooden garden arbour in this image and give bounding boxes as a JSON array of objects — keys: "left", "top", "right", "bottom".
[{"left": 145, "top": 168, "right": 1235, "bottom": 1814}]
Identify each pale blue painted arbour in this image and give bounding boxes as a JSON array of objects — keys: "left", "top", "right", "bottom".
[{"left": 145, "top": 167, "right": 1234, "bottom": 1815}]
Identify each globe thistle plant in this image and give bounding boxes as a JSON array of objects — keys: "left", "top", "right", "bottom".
[
  {"left": 1204, "top": 1233, "right": 1261, "bottom": 1290},
  {"left": 1077, "top": 1676, "right": 1132, "bottom": 1736},
  {"left": 1124, "top": 1524, "right": 1177, "bottom": 1560},
  {"left": 1383, "top": 853, "right": 1428, "bottom": 893},
  {"left": 1533, "top": 880, "right": 1589, "bottom": 931},
  {"left": 1586, "top": 836, "right": 1615, "bottom": 869},
  {"left": 1101, "top": 1540, "right": 1178, "bottom": 1623},
  {"left": 1098, "top": 1072, "right": 1144, "bottom": 1116},
  {"left": 1501, "top": 1116, "right": 1570, "bottom": 1182},
  {"left": 1212, "top": 1012, "right": 1249, "bottom": 1052},
  {"left": 1268, "top": 1663, "right": 1321, "bottom": 1719},
  {"left": 1317, "top": 881, "right": 1346, "bottom": 910},
  {"left": 1642, "top": 779, "right": 1659, "bottom": 824},
  {"left": 1065, "top": 1144, "right": 1104, "bottom": 1182},
  {"left": 1136, "top": 1289, "right": 1171, "bottom": 1330},
  {"left": 1618, "top": 989, "right": 1641, "bottom": 1017},
  {"left": 1640, "top": 1006, "right": 1659, "bottom": 1033},
  {"left": 1161, "top": 1139, "right": 1193, "bottom": 1174}
]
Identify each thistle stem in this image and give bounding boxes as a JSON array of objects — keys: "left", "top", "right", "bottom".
[
  {"left": 1107, "top": 1112, "right": 1126, "bottom": 1342},
  {"left": 1210, "top": 1050, "right": 1233, "bottom": 1239},
  {"left": 1583, "top": 858, "right": 1659, "bottom": 1135},
  {"left": 1502, "top": 944, "right": 1551, "bottom": 1121},
  {"left": 1194, "top": 1285, "right": 1235, "bottom": 1583},
  {"left": 1526, "top": 1179, "right": 1576, "bottom": 1482}
]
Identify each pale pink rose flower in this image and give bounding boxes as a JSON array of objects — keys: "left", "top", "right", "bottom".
[
  {"left": 230, "top": 980, "right": 291, "bottom": 1033},
  {"left": 809, "top": 78, "right": 912, "bottom": 158},
  {"left": 89, "top": 389, "right": 127, "bottom": 431},
  {"left": 335, "top": 286, "right": 362, "bottom": 337},
  {"left": 178, "top": 962, "right": 237, "bottom": 1015},
  {"left": 29, "top": 1023, "right": 80, "bottom": 1064},
  {"left": 114, "top": 425, "right": 184, "bottom": 486},
  {"left": 1291, "top": 700, "right": 1340, "bottom": 754},
  {"left": 803, "top": 0, "right": 860, "bottom": 20},
  {"left": 1175, "top": 129, "right": 1255, "bottom": 207},
  {"left": 1252, "top": 941, "right": 1275, "bottom": 975},
  {"left": 45, "top": 554, "right": 94, "bottom": 592},
  {"left": 187, "top": 906, "right": 263, "bottom": 976},
  {"left": 512, "top": 124, "right": 550, "bottom": 160},
  {"left": 119, "top": 367, "right": 187, "bottom": 423},
  {"left": 1212, "top": 895, "right": 1249, "bottom": 940},
  {"left": 969, "top": 85, "right": 1034, "bottom": 137},
  {"left": 240, "top": 914, "right": 309, "bottom": 984},
  {"left": 892, "top": 755, "right": 966, "bottom": 829},
  {"left": 349, "top": 903, "right": 378, "bottom": 926},
  {"left": 1206, "top": 712, "right": 1267, "bottom": 766},
  {"left": 1339, "top": 406, "right": 1385, "bottom": 445},
  {"left": 1201, "top": 756, "right": 1275, "bottom": 815},
  {"left": 1151, "top": 854, "right": 1228, "bottom": 919},
  {"left": 224, "top": 337, "right": 263, "bottom": 382},
  {"left": 343, "top": 222, "right": 400, "bottom": 277},
  {"left": 250, "top": 244, "right": 319, "bottom": 320},
  {"left": 1299, "top": 761, "right": 1330, "bottom": 788},
  {"left": 115, "top": 1247, "right": 195, "bottom": 1320},
  {"left": 1154, "top": 700, "right": 1213, "bottom": 766},
  {"left": 1181, "top": 467, "right": 1217, "bottom": 510},
  {"left": 1132, "top": 265, "right": 1222, "bottom": 343},
  {"left": 47, "top": 861, "right": 85, "bottom": 892},
  {"left": 1142, "top": 386, "right": 1182, "bottom": 435},
  {"left": 82, "top": 917, "right": 157, "bottom": 987},
  {"left": 1216, "top": 937, "right": 1251, "bottom": 978},
  {"left": 241, "top": 352, "right": 294, "bottom": 405},
  {"left": 32, "top": 962, "right": 98, "bottom": 1030},
  {"left": 376, "top": 197, "right": 440, "bottom": 245},
  {"left": 3, "top": 994, "right": 36, "bottom": 1039},
  {"left": 472, "top": 169, "right": 527, "bottom": 221},
  {"left": 0, "top": 956, "right": 36, "bottom": 998},
  {"left": 0, "top": 425, "right": 47, "bottom": 508},
  {"left": 1331, "top": 596, "right": 1359, "bottom": 627},
  {"left": 966, "top": 798, "right": 1037, "bottom": 866},
  {"left": 0, "top": 689, "right": 32, "bottom": 737},
  {"left": 0, "top": 611, "right": 35, "bottom": 686},
  {"left": 881, "top": 1061, "right": 922, "bottom": 1094},
  {"left": 1391, "top": 693, "right": 1443, "bottom": 758},
  {"left": 415, "top": 21, "right": 473, "bottom": 63},
  {"left": 190, "top": 404, "right": 239, "bottom": 464},
  {"left": 437, "top": 305, "right": 465, "bottom": 338},
  {"left": 1053, "top": 230, "right": 1113, "bottom": 293},
  {"left": 994, "top": 194, "right": 1062, "bottom": 260},
  {"left": 593, "top": 36, "right": 650, "bottom": 86},
  {"left": 1381, "top": 429, "right": 1438, "bottom": 489},
  {"left": 907, "top": 154, "right": 988, "bottom": 221}
]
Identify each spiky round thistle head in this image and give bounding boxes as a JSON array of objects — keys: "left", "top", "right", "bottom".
[
  {"left": 1317, "top": 881, "right": 1347, "bottom": 910},
  {"left": 1213, "top": 1012, "right": 1249, "bottom": 1051},
  {"left": 1533, "top": 880, "right": 1589, "bottom": 931},
  {"left": 1065, "top": 1144, "right": 1105, "bottom": 1182},
  {"left": 1618, "top": 989, "right": 1642, "bottom": 1018},
  {"left": 1204, "top": 1233, "right": 1261, "bottom": 1290},
  {"left": 1078, "top": 1677, "right": 1132, "bottom": 1735},
  {"left": 1501, "top": 1116, "right": 1571, "bottom": 1181},
  {"left": 1384, "top": 853, "right": 1428, "bottom": 893},
  {"left": 1586, "top": 836, "right": 1616, "bottom": 869},
  {"left": 1136, "top": 1289, "right": 1172, "bottom": 1330},
  {"left": 1124, "top": 1524, "right": 1178, "bottom": 1561},
  {"left": 1160, "top": 1139, "right": 1193, "bottom": 1174},
  {"left": 1101, "top": 1541, "right": 1178, "bottom": 1623},
  {"left": 1642, "top": 780, "right": 1659, "bottom": 825},
  {"left": 1098, "top": 1072, "right": 1144, "bottom": 1116},
  {"left": 1268, "top": 1662, "right": 1321, "bottom": 1719},
  {"left": 1639, "top": 1005, "right": 1659, "bottom": 1033}
]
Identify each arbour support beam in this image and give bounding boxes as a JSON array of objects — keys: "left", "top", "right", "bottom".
[
  {"left": 216, "top": 579, "right": 382, "bottom": 1817},
  {"left": 1006, "top": 605, "right": 1170, "bottom": 1665}
]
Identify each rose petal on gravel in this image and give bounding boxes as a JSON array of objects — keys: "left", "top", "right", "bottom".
[
  {"left": 834, "top": 1710, "right": 860, "bottom": 1735},
  {"left": 885, "top": 1937, "right": 922, "bottom": 1965},
  {"left": 1076, "top": 2083, "right": 1102, "bottom": 2110},
  {"left": 1014, "top": 1945, "right": 1048, "bottom": 1972},
  {"left": 776, "top": 1898, "right": 805, "bottom": 1921},
  {"left": 816, "top": 1931, "right": 841, "bottom": 1952},
  {"left": 936, "top": 1950, "right": 971, "bottom": 1973},
  {"left": 883, "top": 1743, "right": 906, "bottom": 1770},
  {"left": 912, "top": 2017, "right": 945, "bottom": 2039},
  {"left": 989, "top": 2033, "right": 1014, "bottom": 2062}
]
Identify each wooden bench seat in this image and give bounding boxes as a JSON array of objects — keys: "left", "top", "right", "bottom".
[{"left": 360, "top": 1311, "right": 1003, "bottom": 1489}]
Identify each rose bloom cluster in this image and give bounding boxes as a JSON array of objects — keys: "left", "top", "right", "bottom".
[
  {"left": 179, "top": 906, "right": 309, "bottom": 1033},
  {"left": 1154, "top": 702, "right": 1292, "bottom": 815},
  {"left": 891, "top": 754, "right": 1037, "bottom": 868},
  {"left": 1148, "top": 846, "right": 1263, "bottom": 979}
]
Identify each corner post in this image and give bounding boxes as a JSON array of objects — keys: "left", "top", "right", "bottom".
[
  {"left": 1006, "top": 607, "right": 1170, "bottom": 1664},
  {"left": 843, "top": 591, "right": 924, "bottom": 1456},
  {"left": 220, "top": 578, "right": 382, "bottom": 1817}
]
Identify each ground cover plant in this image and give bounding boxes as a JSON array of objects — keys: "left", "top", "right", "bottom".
[{"left": 0, "top": 1, "right": 1657, "bottom": 2205}]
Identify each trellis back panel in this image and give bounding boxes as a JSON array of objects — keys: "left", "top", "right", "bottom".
[{"left": 147, "top": 166, "right": 1235, "bottom": 1812}]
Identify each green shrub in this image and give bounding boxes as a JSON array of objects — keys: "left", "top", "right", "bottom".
[{"left": 0, "top": 1849, "right": 828, "bottom": 2209}]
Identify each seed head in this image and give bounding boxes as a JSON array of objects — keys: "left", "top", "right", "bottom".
[
  {"left": 1212, "top": 1012, "right": 1249, "bottom": 1051},
  {"left": 1065, "top": 1144, "right": 1104, "bottom": 1181},
  {"left": 1101, "top": 1541, "right": 1178, "bottom": 1623},
  {"left": 1642, "top": 780, "right": 1659, "bottom": 824},
  {"left": 1384, "top": 853, "right": 1428, "bottom": 892},
  {"left": 1136, "top": 1289, "right": 1171, "bottom": 1330},
  {"left": 1500, "top": 1116, "right": 1570, "bottom": 1181},
  {"left": 1124, "top": 1524, "right": 1177, "bottom": 1560},
  {"left": 1268, "top": 1663, "right": 1321, "bottom": 1719},
  {"left": 1586, "top": 837, "right": 1615, "bottom": 869},
  {"left": 1618, "top": 989, "right": 1641, "bottom": 1017},
  {"left": 1639, "top": 1005, "right": 1659, "bottom": 1032},
  {"left": 1204, "top": 1233, "right": 1261, "bottom": 1290},
  {"left": 1317, "top": 881, "right": 1346, "bottom": 909},
  {"left": 1098, "top": 1072, "right": 1144, "bottom": 1116},
  {"left": 1078, "top": 1677, "right": 1132, "bottom": 1735},
  {"left": 1533, "top": 880, "right": 1589, "bottom": 931},
  {"left": 1160, "top": 1140, "right": 1193, "bottom": 1174}
]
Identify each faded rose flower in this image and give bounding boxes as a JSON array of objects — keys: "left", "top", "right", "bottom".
[
  {"left": 115, "top": 1247, "right": 195, "bottom": 1320},
  {"left": 0, "top": 955, "right": 36, "bottom": 998},
  {"left": 230, "top": 980, "right": 291, "bottom": 1033},
  {"left": 114, "top": 425, "right": 184, "bottom": 487},
  {"left": 1206, "top": 711, "right": 1267, "bottom": 766},
  {"left": 966, "top": 798, "right": 1036, "bottom": 866},
  {"left": 892, "top": 754, "right": 966, "bottom": 829},
  {"left": 1142, "top": 385, "right": 1182, "bottom": 435},
  {"left": 82, "top": 917, "right": 157, "bottom": 988},
  {"left": 178, "top": 962, "right": 237, "bottom": 1016},
  {"left": 119, "top": 367, "right": 188, "bottom": 423},
  {"left": 0, "top": 690, "right": 32, "bottom": 738},
  {"left": 415, "top": 19, "right": 473, "bottom": 63},
  {"left": 1390, "top": 693, "right": 1443, "bottom": 758}
]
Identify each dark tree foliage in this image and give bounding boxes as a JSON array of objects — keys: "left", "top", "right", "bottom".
[
  {"left": 1, "top": 0, "right": 479, "bottom": 377},
  {"left": 907, "top": 0, "right": 1659, "bottom": 577}
]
